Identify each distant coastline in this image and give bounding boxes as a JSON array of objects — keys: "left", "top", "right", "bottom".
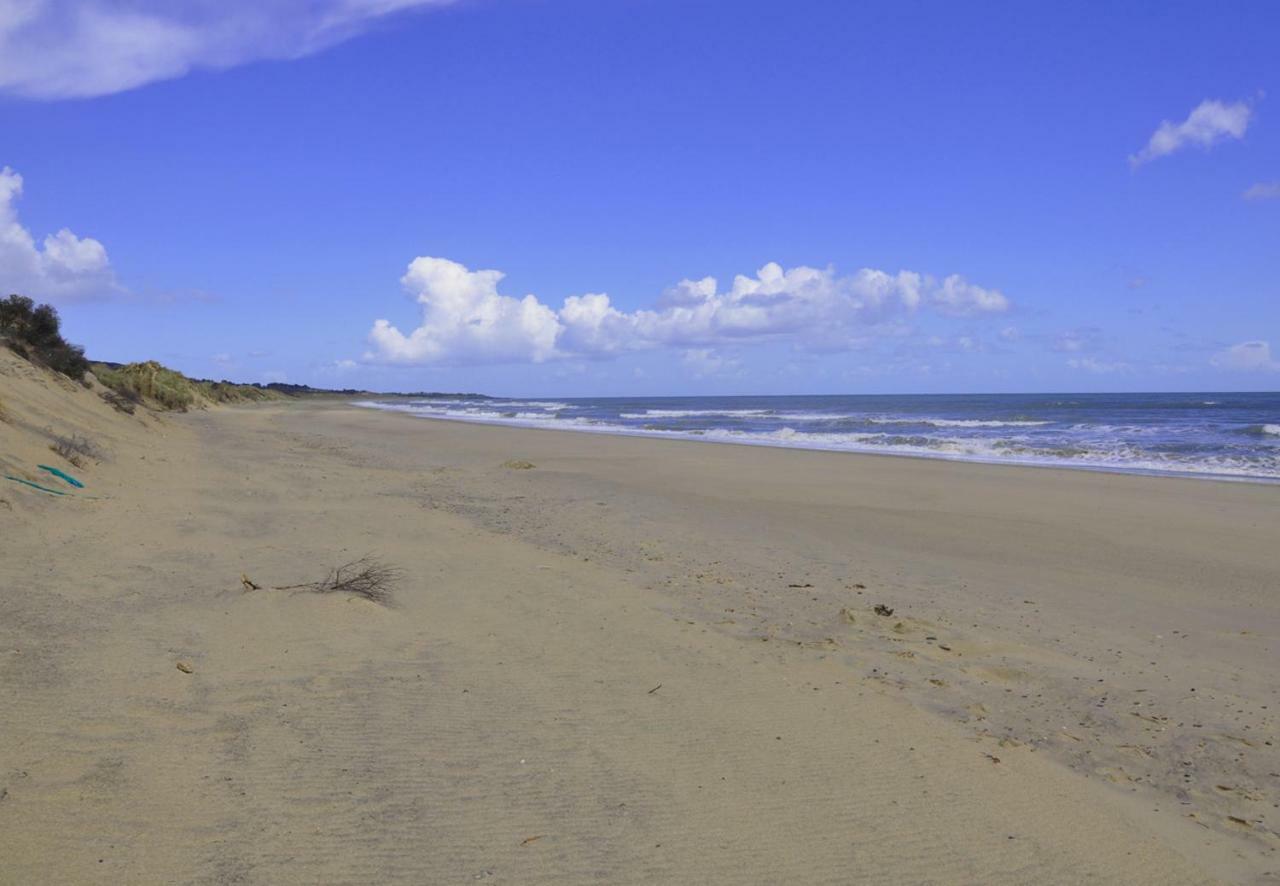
[{"left": 90, "top": 360, "right": 493, "bottom": 401}]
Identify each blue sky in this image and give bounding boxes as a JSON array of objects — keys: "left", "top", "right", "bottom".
[{"left": 1, "top": 0, "right": 1277, "bottom": 395}]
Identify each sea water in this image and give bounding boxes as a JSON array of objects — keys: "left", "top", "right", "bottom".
[{"left": 357, "top": 392, "right": 1280, "bottom": 482}]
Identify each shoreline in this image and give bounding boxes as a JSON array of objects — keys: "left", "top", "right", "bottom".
[
  {"left": 3, "top": 398, "right": 1276, "bottom": 883},
  {"left": 354, "top": 399, "right": 1280, "bottom": 485}
]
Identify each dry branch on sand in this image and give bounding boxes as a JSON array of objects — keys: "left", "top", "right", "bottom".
[{"left": 264, "top": 557, "right": 401, "bottom": 605}]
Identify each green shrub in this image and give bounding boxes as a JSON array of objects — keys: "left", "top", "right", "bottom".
[
  {"left": 40, "top": 340, "right": 89, "bottom": 380},
  {"left": 0, "top": 294, "right": 90, "bottom": 381}
]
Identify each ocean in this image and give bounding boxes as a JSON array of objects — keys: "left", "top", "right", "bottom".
[{"left": 356, "top": 392, "right": 1280, "bottom": 482}]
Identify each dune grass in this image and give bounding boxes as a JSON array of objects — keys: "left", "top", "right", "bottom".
[
  {"left": 196, "top": 379, "right": 284, "bottom": 405},
  {"left": 92, "top": 361, "right": 285, "bottom": 412}
]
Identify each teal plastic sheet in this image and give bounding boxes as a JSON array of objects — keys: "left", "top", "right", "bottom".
[
  {"left": 37, "top": 465, "right": 84, "bottom": 488},
  {"left": 4, "top": 475, "right": 68, "bottom": 495}
]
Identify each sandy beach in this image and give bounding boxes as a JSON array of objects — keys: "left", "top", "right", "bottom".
[
  {"left": 2, "top": 386, "right": 1277, "bottom": 883},
  {"left": 4, "top": 2, "right": 1277, "bottom": 881}
]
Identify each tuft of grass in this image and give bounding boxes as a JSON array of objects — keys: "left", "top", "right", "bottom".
[
  {"left": 0, "top": 394, "right": 7, "bottom": 423},
  {"left": 49, "top": 433, "right": 101, "bottom": 468},
  {"left": 273, "top": 557, "right": 401, "bottom": 605}
]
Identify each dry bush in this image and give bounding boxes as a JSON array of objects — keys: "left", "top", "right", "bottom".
[
  {"left": 274, "top": 557, "right": 401, "bottom": 605},
  {"left": 49, "top": 433, "right": 101, "bottom": 468},
  {"left": 100, "top": 388, "right": 140, "bottom": 414}
]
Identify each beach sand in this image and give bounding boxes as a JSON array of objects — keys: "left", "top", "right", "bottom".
[{"left": 2, "top": 388, "right": 1277, "bottom": 883}]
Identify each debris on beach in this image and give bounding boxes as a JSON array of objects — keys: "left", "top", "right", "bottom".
[
  {"left": 501, "top": 459, "right": 536, "bottom": 470},
  {"left": 240, "top": 574, "right": 261, "bottom": 591},
  {"left": 873, "top": 604, "right": 895, "bottom": 617},
  {"left": 272, "top": 556, "right": 401, "bottom": 605},
  {"left": 175, "top": 661, "right": 194, "bottom": 674},
  {"left": 36, "top": 464, "right": 83, "bottom": 488},
  {"left": 519, "top": 834, "right": 545, "bottom": 846},
  {"left": 4, "top": 474, "right": 69, "bottom": 496}
]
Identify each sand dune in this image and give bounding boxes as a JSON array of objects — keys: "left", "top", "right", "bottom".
[{"left": 1, "top": 363, "right": 1276, "bottom": 883}]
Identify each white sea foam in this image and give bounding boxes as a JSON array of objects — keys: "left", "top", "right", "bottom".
[
  {"left": 866, "top": 417, "right": 1050, "bottom": 428},
  {"left": 352, "top": 401, "right": 1280, "bottom": 481},
  {"left": 621, "top": 411, "right": 1050, "bottom": 427},
  {"left": 405, "top": 398, "right": 570, "bottom": 411},
  {"left": 620, "top": 408, "right": 772, "bottom": 418},
  {"left": 489, "top": 400, "right": 572, "bottom": 410}
]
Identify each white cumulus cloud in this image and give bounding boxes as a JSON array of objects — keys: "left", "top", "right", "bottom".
[
  {"left": 1211, "top": 341, "right": 1280, "bottom": 372},
  {"left": 368, "top": 257, "right": 562, "bottom": 365},
  {"left": 0, "top": 166, "right": 115, "bottom": 301},
  {"left": 0, "top": 0, "right": 456, "bottom": 100},
  {"left": 365, "top": 256, "right": 1010, "bottom": 366},
  {"left": 1130, "top": 98, "right": 1253, "bottom": 167}
]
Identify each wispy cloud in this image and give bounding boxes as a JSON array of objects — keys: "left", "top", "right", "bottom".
[
  {"left": 1211, "top": 340, "right": 1280, "bottom": 372},
  {"left": 1051, "top": 326, "right": 1104, "bottom": 353},
  {"left": 0, "top": 1, "right": 457, "bottom": 100},
  {"left": 1129, "top": 98, "right": 1252, "bottom": 167},
  {"left": 682, "top": 348, "right": 742, "bottom": 379},
  {"left": 0, "top": 166, "right": 116, "bottom": 301},
  {"left": 1067, "top": 357, "right": 1129, "bottom": 374},
  {"left": 1243, "top": 181, "right": 1280, "bottom": 201},
  {"left": 364, "top": 256, "right": 1012, "bottom": 367}
]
